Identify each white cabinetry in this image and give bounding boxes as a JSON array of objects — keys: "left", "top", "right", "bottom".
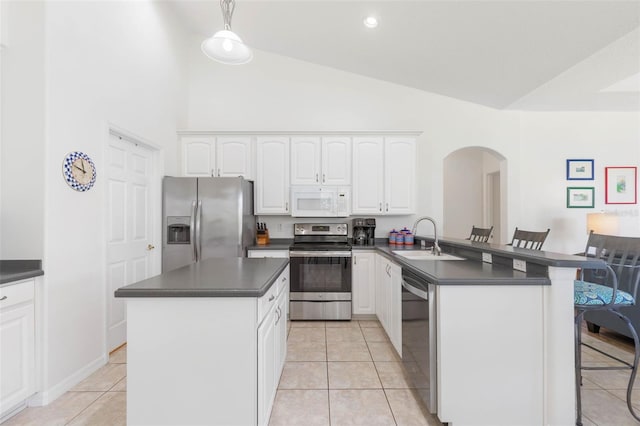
[
  {"left": 256, "top": 137, "right": 290, "bottom": 214},
  {"left": 290, "top": 136, "right": 351, "bottom": 186},
  {"left": 352, "top": 252, "right": 376, "bottom": 315},
  {"left": 248, "top": 250, "right": 290, "bottom": 259},
  {"left": 374, "top": 255, "right": 402, "bottom": 356},
  {"left": 180, "top": 135, "right": 253, "bottom": 179},
  {"left": 352, "top": 137, "right": 415, "bottom": 215},
  {"left": 257, "top": 266, "right": 289, "bottom": 426},
  {"left": 0, "top": 279, "right": 35, "bottom": 419}
]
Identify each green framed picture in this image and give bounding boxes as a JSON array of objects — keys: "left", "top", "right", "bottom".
[{"left": 567, "top": 187, "right": 595, "bottom": 208}]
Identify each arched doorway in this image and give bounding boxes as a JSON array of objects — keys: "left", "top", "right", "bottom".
[{"left": 443, "top": 147, "right": 506, "bottom": 243}]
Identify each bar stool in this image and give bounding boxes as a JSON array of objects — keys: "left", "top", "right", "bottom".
[
  {"left": 574, "top": 231, "right": 640, "bottom": 425},
  {"left": 508, "top": 227, "right": 550, "bottom": 250},
  {"left": 466, "top": 225, "right": 493, "bottom": 242}
]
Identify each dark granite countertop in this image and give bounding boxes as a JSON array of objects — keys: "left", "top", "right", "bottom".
[
  {"left": 114, "top": 257, "right": 289, "bottom": 298},
  {"left": 247, "top": 239, "right": 293, "bottom": 251},
  {"left": 0, "top": 260, "right": 44, "bottom": 286}
]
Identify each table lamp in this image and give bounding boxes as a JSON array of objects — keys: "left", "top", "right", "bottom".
[{"left": 586, "top": 212, "right": 619, "bottom": 235}]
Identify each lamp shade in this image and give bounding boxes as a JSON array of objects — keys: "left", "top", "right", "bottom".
[
  {"left": 201, "top": 30, "right": 253, "bottom": 65},
  {"left": 586, "top": 212, "right": 619, "bottom": 235}
]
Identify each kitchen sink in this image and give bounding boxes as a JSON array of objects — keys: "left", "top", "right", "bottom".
[{"left": 392, "top": 250, "right": 464, "bottom": 261}]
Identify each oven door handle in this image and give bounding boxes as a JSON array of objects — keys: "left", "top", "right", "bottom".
[{"left": 290, "top": 251, "right": 352, "bottom": 258}]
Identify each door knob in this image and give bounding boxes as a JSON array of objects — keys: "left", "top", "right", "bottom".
[{"left": 147, "top": 244, "right": 155, "bottom": 250}]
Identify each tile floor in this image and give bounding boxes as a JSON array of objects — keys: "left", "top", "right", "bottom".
[{"left": 5, "top": 320, "right": 640, "bottom": 425}]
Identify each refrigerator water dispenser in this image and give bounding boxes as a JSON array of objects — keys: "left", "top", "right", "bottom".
[{"left": 167, "top": 216, "right": 190, "bottom": 244}]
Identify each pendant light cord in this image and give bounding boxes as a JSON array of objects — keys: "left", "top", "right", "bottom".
[{"left": 220, "top": 0, "right": 235, "bottom": 31}]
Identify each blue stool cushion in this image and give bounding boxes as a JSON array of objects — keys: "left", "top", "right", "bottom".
[{"left": 574, "top": 280, "right": 635, "bottom": 306}]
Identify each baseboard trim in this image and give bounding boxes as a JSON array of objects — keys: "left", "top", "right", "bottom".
[{"left": 29, "top": 353, "right": 108, "bottom": 406}]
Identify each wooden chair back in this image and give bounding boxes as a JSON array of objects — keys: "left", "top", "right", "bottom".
[
  {"left": 509, "top": 227, "right": 550, "bottom": 250},
  {"left": 467, "top": 226, "right": 493, "bottom": 243}
]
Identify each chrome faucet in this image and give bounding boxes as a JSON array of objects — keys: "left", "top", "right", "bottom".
[{"left": 412, "top": 216, "right": 441, "bottom": 255}]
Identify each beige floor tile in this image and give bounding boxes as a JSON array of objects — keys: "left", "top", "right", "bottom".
[
  {"left": 71, "top": 363, "right": 127, "bottom": 392},
  {"left": 278, "top": 362, "right": 328, "bottom": 389},
  {"left": 326, "top": 320, "right": 360, "bottom": 328},
  {"left": 2, "top": 392, "right": 104, "bottom": 426},
  {"left": 329, "top": 389, "right": 395, "bottom": 426},
  {"left": 268, "top": 389, "right": 330, "bottom": 426},
  {"left": 326, "top": 327, "right": 365, "bottom": 343},
  {"left": 327, "top": 341, "right": 372, "bottom": 361},
  {"left": 110, "top": 377, "right": 127, "bottom": 392},
  {"left": 375, "top": 362, "right": 412, "bottom": 389},
  {"left": 286, "top": 340, "right": 327, "bottom": 362},
  {"left": 290, "top": 321, "right": 326, "bottom": 328},
  {"left": 362, "top": 327, "right": 389, "bottom": 343},
  {"left": 358, "top": 320, "right": 382, "bottom": 328},
  {"left": 582, "top": 368, "right": 635, "bottom": 390},
  {"left": 288, "top": 327, "right": 326, "bottom": 343},
  {"left": 582, "top": 415, "right": 599, "bottom": 426},
  {"left": 607, "top": 388, "right": 640, "bottom": 409},
  {"left": 385, "top": 389, "right": 441, "bottom": 426},
  {"left": 328, "top": 362, "right": 381, "bottom": 389},
  {"left": 582, "top": 377, "right": 601, "bottom": 390},
  {"left": 108, "top": 345, "right": 127, "bottom": 364},
  {"left": 581, "top": 388, "right": 640, "bottom": 425},
  {"left": 67, "top": 391, "right": 126, "bottom": 426},
  {"left": 368, "top": 342, "right": 401, "bottom": 361}
]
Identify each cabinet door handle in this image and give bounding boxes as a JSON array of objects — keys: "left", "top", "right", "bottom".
[
  {"left": 285, "top": 202, "right": 289, "bottom": 212},
  {"left": 269, "top": 295, "right": 275, "bottom": 302},
  {"left": 379, "top": 203, "right": 382, "bottom": 212},
  {"left": 386, "top": 203, "right": 389, "bottom": 212},
  {"left": 211, "top": 169, "right": 215, "bottom": 177},
  {"left": 315, "top": 173, "right": 319, "bottom": 182},
  {"left": 354, "top": 256, "right": 357, "bottom": 265},
  {"left": 281, "top": 276, "right": 287, "bottom": 282},
  {"left": 0, "top": 296, "right": 6, "bottom": 301},
  {"left": 322, "top": 174, "right": 326, "bottom": 183},
  {"left": 217, "top": 168, "right": 221, "bottom": 177}
]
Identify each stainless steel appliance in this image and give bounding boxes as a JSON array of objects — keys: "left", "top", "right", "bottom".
[
  {"left": 290, "top": 186, "right": 350, "bottom": 217},
  {"left": 162, "top": 177, "right": 255, "bottom": 272},
  {"left": 401, "top": 268, "right": 437, "bottom": 414},
  {"left": 289, "top": 223, "right": 352, "bottom": 320},
  {"left": 352, "top": 218, "right": 376, "bottom": 245}
]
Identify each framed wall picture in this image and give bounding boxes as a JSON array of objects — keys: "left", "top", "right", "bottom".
[
  {"left": 605, "top": 166, "right": 637, "bottom": 204},
  {"left": 567, "top": 187, "right": 595, "bottom": 208},
  {"left": 566, "top": 159, "right": 594, "bottom": 180}
]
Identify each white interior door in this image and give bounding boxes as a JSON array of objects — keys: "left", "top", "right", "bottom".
[{"left": 106, "top": 132, "right": 157, "bottom": 351}]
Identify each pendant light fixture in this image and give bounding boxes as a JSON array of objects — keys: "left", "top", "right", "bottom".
[{"left": 201, "top": 0, "right": 253, "bottom": 65}]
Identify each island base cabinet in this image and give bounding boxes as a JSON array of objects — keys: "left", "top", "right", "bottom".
[
  {"left": 126, "top": 298, "right": 258, "bottom": 426},
  {"left": 435, "top": 273, "right": 575, "bottom": 426}
]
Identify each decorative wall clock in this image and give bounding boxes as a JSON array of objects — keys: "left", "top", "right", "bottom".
[{"left": 62, "top": 151, "right": 97, "bottom": 191}]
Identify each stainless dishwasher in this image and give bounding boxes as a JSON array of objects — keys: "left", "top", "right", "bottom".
[{"left": 401, "top": 268, "right": 437, "bottom": 414}]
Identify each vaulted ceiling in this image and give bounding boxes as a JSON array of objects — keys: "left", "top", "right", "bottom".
[{"left": 170, "top": 1, "right": 640, "bottom": 111}]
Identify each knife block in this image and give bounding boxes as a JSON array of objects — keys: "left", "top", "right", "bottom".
[{"left": 256, "top": 229, "right": 270, "bottom": 245}]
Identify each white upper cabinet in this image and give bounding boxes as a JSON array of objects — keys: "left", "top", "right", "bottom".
[
  {"left": 352, "top": 137, "right": 385, "bottom": 214},
  {"left": 256, "top": 137, "right": 290, "bottom": 215},
  {"left": 216, "top": 137, "right": 253, "bottom": 179},
  {"left": 290, "top": 137, "right": 321, "bottom": 185},
  {"left": 384, "top": 137, "right": 415, "bottom": 214},
  {"left": 352, "top": 136, "right": 415, "bottom": 215},
  {"left": 291, "top": 136, "right": 351, "bottom": 186},
  {"left": 321, "top": 137, "right": 351, "bottom": 186},
  {"left": 181, "top": 135, "right": 253, "bottom": 179}
]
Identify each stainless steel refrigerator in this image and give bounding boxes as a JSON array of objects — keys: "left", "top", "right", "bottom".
[{"left": 162, "top": 177, "right": 255, "bottom": 272}]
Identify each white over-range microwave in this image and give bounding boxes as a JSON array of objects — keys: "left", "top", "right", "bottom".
[{"left": 290, "top": 186, "right": 351, "bottom": 217}]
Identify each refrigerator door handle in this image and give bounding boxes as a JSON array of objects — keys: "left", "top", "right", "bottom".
[
  {"left": 190, "top": 201, "right": 197, "bottom": 261},
  {"left": 196, "top": 200, "right": 203, "bottom": 261}
]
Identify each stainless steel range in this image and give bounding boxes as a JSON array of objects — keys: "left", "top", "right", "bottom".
[{"left": 289, "top": 223, "right": 352, "bottom": 320}]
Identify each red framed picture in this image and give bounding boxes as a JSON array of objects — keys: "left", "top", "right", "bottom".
[{"left": 605, "top": 166, "right": 637, "bottom": 204}]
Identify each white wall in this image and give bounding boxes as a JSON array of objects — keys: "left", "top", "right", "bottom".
[
  {"left": 519, "top": 112, "right": 640, "bottom": 254},
  {"left": 186, "top": 41, "right": 521, "bottom": 240},
  {"left": 11, "top": 0, "right": 187, "bottom": 402},
  {"left": 0, "top": 1, "right": 46, "bottom": 259}
]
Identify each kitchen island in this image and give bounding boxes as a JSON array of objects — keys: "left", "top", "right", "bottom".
[{"left": 114, "top": 257, "right": 289, "bottom": 426}]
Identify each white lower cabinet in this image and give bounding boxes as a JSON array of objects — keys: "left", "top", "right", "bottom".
[
  {"left": 0, "top": 279, "right": 36, "bottom": 420},
  {"left": 352, "top": 251, "right": 376, "bottom": 315},
  {"left": 374, "top": 255, "right": 402, "bottom": 357},
  {"left": 248, "top": 250, "right": 290, "bottom": 259},
  {"left": 257, "top": 266, "right": 289, "bottom": 426}
]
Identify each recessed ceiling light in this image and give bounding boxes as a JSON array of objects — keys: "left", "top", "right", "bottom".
[{"left": 363, "top": 16, "right": 378, "bottom": 29}]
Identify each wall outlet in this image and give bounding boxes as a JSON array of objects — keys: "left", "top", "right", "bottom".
[
  {"left": 277, "top": 223, "right": 283, "bottom": 232},
  {"left": 513, "top": 259, "right": 527, "bottom": 272},
  {"left": 482, "top": 252, "right": 492, "bottom": 263}
]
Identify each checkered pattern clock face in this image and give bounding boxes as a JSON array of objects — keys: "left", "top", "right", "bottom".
[{"left": 62, "top": 151, "right": 97, "bottom": 192}]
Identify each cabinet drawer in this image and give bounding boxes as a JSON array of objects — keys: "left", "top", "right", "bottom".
[
  {"left": 258, "top": 284, "right": 278, "bottom": 325},
  {"left": 0, "top": 280, "right": 35, "bottom": 309},
  {"left": 276, "top": 266, "right": 290, "bottom": 296},
  {"left": 248, "top": 250, "right": 290, "bottom": 259}
]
